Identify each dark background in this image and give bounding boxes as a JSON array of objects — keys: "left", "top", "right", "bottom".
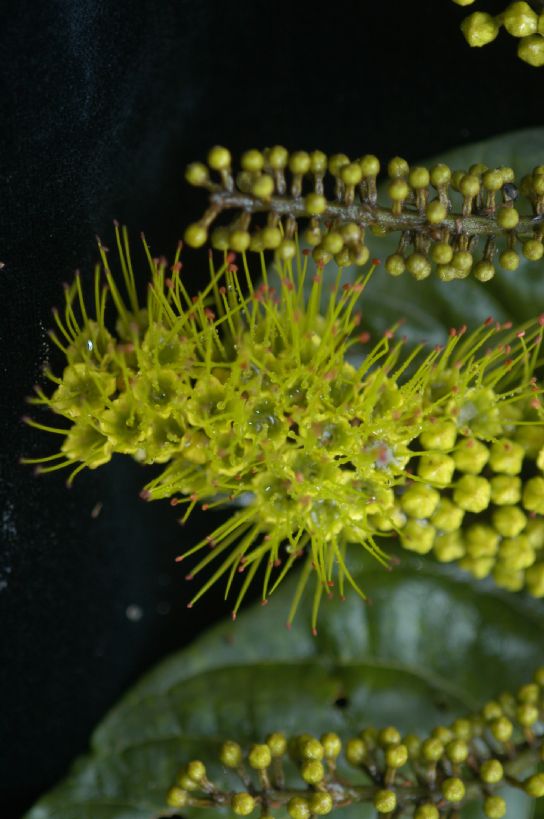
[{"left": 1, "top": 1, "right": 542, "bottom": 816}]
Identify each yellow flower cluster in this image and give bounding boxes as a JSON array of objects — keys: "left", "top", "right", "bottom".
[
  {"left": 167, "top": 665, "right": 544, "bottom": 818},
  {"left": 452, "top": 0, "right": 544, "bottom": 66},
  {"left": 398, "top": 406, "right": 544, "bottom": 597},
  {"left": 24, "top": 228, "right": 544, "bottom": 629}
]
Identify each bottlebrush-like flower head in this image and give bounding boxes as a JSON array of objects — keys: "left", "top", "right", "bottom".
[{"left": 23, "top": 227, "right": 544, "bottom": 629}]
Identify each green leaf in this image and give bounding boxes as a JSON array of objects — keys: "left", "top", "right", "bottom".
[
  {"left": 25, "top": 553, "right": 543, "bottom": 819},
  {"left": 355, "top": 128, "right": 544, "bottom": 346}
]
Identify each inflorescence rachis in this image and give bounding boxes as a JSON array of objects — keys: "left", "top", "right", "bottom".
[
  {"left": 183, "top": 146, "right": 544, "bottom": 282},
  {"left": 165, "top": 666, "right": 544, "bottom": 819}
]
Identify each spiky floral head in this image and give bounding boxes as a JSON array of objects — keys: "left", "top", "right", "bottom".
[{"left": 23, "top": 227, "right": 544, "bottom": 630}]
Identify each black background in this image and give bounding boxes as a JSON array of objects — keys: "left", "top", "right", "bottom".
[{"left": 1, "top": 1, "right": 542, "bottom": 817}]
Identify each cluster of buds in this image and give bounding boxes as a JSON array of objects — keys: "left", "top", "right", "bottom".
[
  {"left": 396, "top": 405, "right": 544, "bottom": 597},
  {"left": 165, "top": 667, "right": 544, "bottom": 818},
  {"left": 184, "top": 146, "right": 544, "bottom": 282},
  {"left": 452, "top": 0, "right": 544, "bottom": 67},
  {"left": 24, "top": 229, "right": 544, "bottom": 630}
]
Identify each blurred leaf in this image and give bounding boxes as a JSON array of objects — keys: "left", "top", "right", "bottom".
[{"left": 25, "top": 554, "right": 543, "bottom": 819}]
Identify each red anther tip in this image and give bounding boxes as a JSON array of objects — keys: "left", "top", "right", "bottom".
[
  {"left": 358, "top": 331, "right": 371, "bottom": 344},
  {"left": 372, "top": 258, "right": 381, "bottom": 265},
  {"left": 517, "top": 330, "right": 526, "bottom": 338},
  {"left": 226, "top": 252, "right": 236, "bottom": 263},
  {"left": 185, "top": 573, "right": 194, "bottom": 581},
  {"left": 286, "top": 622, "right": 292, "bottom": 630},
  {"left": 175, "top": 555, "right": 184, "bottom": 562},
  {"left": 201, "top": 504, "right": 209, "bottom": 511},
  {"left": 539, "top": 315, "right": 544, "bottom": 326},
  {"left": 484, "top": 316, "right": 494, "bottom": 326},
  {"left": 113, "top": 219, "right": 120, "bottom": 227},
  {"left": 302, "top": 248, "right": 311, "bottom": 256},
  {"left": 261, "top": 599, "right": 268, "bottom": 606},
  {"left": 312, "top": 628, "right": 318, "bottom": 637},
  {"left": 187, "top": 602, "right": 193, "bottom": 609},
  {"left": 231, "top": 611, "right": 237, "bottom": 621},
  {"left": 170, "top": 498, "right": 179, "bottom": 506}
]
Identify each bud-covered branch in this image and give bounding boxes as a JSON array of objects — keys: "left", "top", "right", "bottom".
[
  {"left": 165, "top": 666, "right": 544, "bottom": 818},
  {"left": 184, "top": 146, "right": 544, "bottom": 282}
]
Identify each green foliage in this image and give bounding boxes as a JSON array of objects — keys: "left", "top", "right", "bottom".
[{"left": 22, "top": 553, "right": 544, "bottom": 819}]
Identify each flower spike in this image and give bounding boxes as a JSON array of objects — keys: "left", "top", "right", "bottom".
[
  {"left": 23, "top": 230, "right": 544, "bottom": 628},
  {"left": 166, "top": 665, "right": 544, "bottom": 818},
  {"left": 184, "top": 146, "right": 544, "bottom": 282}
]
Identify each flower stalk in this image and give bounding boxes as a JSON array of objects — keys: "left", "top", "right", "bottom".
[{"left": 184, "top": 146, "right": 544, "bottom": 282}]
